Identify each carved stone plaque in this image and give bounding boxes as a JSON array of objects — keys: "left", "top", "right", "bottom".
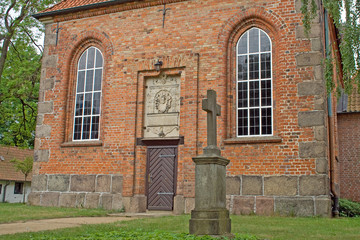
[{"left": 144, "top": 73, "right": 180, "bottom": 138}]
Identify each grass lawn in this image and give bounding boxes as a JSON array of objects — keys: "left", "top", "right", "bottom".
[
  {"left": 0, "top": 203, "right": 114, "bottom": 223},
  {"left": 1, "top": 214, "right": 360, "bottom": 240}
]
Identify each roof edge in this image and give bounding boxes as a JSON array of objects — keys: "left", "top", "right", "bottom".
[{"left": 33, "top": 0, "right": 140, "bottom": 20}]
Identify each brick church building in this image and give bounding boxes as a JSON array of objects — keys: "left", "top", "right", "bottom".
[{"left": 29, "top": 0, "right": 341, "bottom": 216}]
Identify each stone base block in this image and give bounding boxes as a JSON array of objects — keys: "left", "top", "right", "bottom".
[
  {"left": 173, "top": 195, "right": 185, "bottom": 215},
  {"left": 189, "top": 209, "right": 231, "bottom": 235},
  {"left": 123, "top": 195, "right": 146, "bottom": 213}
]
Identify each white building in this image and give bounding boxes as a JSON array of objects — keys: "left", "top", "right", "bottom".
[{"left": 0, "top": 146, "right": 33, "bottom": 203}]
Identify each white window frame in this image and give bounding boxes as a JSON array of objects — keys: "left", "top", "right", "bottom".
[
  {"left": 73, "top": 47, "right": 104, "bottom": 141},
  {"left": 236, "top": 27, "right": 273, "bottom": 137}
]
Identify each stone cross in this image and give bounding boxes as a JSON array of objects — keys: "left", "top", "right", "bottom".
[{"left": 202, "top": 89, "right": 221, "bottom": 155}]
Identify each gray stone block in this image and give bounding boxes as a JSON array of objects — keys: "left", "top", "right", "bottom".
[
  {"left": 315, "top": 197, "right": 331, "bottom": 217},
  {"left": 232, "top": 196, "right": 255, "bottom": 215},
  {"left": 296, "top": 52, "right": 322, "bottom": 66},
  {"left": 36, "top": 125, "right": 52, "bottom": 138},
  {"left": 38, "top": 102, "right": 53, "bottom": 114},
  {"left": 173, "top": 195, "right": 185, "bottom": 215},
  {"left": 185, "top": 197, "right": 195, "bottom": 214},
  {"left": 42, "top": 55, "right": 57, "bottom": 68},
  {"left": 242, "top": 175, "right": 262, "bottom": 195},
  {"left": 100, "top": 194, "right": 113, "bottom": 210},
  {"left": 96, "top": 175, "right": 111, "bottom": 193},
  {"left": 226, "top": 176, "right": 240, "bottom": 195},
  {"left": 296, "top": 25, "right": 322, "bottom": 39},
  {"left": 36, "top": 115, "right": 44, "bottom": 125},
  {"left": 48, "top": 175, "right": 70, "bottom": 192},
  {"left": 44, "top": 23, "right": 56, "bottom": 46},
  {"left": 70, "top": 175, "right": 96, "bottom": 192},
  {"left": 298, "top": 111, "right": 325, "bottom": 127},
  {"left": 314, "top": 66, "right": 323, "bottom": 81},
  {"left": 85, "top": 193, "right": 100, "bottom": 208},
  {"left": 314, "top": 96, "right": 326, "bottom": 110},
  {"left": 41, "top": 192, "right": 60, "bottom": 207},
  {"left": 316, "top": 158, "right": 328, "bottom": 174},
  {"left": 311, "top": 38, "right": 322, "bottom": 51},
  {"left": 264, "top": 176, "right": 298, "bottom": 196},
  {"left": 315, "top": 126, "right": 327, "bottom": 141},
  {"left": 27, "top": 192, "right": 41, "bottom": 206},
  {"left": 275, "top": 197, "right": 314, "bottom": 216},
  {"left": 299, "top": 175, "right": 328, "bottom": 196},
  {"left": 112, "top": 194, "right": 123, "bottom": 210},
  {"left": 76, "top": 193, "right": 86, "bottom": 208},
  {"left": 122, "top": 195, "right": 146, "bottom": 213},
  {"left": 34, "top": 149, "right": 49, "bottom": 162},
  {"left": 256, "top": 197, "right": 274, "bottom": 216},
  {"left": 111, "top": 175, "right": 123, "bottom": 194},
  {"left": 31, "top": 175, "right": 47, "bottom": 191},
  {"left": 298, "top": 82, "right": 324, "bottom": 96},
  {"left": 59, "top": 193, "right": 77, "bottom": 208},
  {"left": 44, "top": 78, "right": 55, "bottom": 90},
  {"left": 299, "top": 141, "right": 327, "bottom": 158}
]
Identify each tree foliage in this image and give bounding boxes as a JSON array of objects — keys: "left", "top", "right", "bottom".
[
  {"left": 301, "top": 0, "right": 360, "bottom": 94},
  {"left": 0, "top": 0, "right": 58, "bottom": 148}
]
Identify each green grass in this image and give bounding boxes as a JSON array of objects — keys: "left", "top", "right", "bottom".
[
  {"left": 0, "top": 203, "right": 113, "bottom": 223},
  {"left": 1, "top": 215, "right": 360, "bottom": 240}
]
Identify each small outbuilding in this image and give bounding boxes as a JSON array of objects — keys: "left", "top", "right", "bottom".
[{"left": 0, "top": 146, "right": 33, "bottom": 203}]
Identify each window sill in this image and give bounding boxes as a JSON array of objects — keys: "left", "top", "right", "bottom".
[
  {"left": 61, "top": 140, "right": 103, "bottom": 148},
  {"left": 223, "top": 136, "right": 282, "bottom": 144}
]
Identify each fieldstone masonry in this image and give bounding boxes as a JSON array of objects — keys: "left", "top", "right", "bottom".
[{"left": 28, "top": 174, "right": 124, "bottom": 210}]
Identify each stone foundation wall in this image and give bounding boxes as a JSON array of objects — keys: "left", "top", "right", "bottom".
[
  {"left": 28, "top": 174, "right": 124, "bottom": 210},
  {"left": 224, "top": 175, "right": 331, "bottom": 217}
]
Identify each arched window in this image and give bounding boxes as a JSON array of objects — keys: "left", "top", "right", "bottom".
[
  {"left": 237, "top": 28, "right": 272, "bottom": 137},
  {"left": 73, "top": 47, "right": 103, "bottom": 141}
]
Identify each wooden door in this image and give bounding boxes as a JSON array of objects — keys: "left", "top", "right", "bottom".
[{"left": 146, "top": 146, "right": 177, "bottom": 210}]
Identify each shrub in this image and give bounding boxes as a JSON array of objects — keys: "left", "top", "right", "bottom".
[{"left": 339, "top": 199, "right": 360, "bottom": 217}]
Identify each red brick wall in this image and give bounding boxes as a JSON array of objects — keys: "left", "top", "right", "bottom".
[
  {"left": 338, "top": 113, "right": 360, "bottom": 202},
  {"left": 35, "top": 0, "right": 327, "bottom": 199}
]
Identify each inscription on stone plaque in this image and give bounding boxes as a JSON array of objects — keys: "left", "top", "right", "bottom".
[{"left": 144, "top": 73, "right": 180, "bottom": 138}]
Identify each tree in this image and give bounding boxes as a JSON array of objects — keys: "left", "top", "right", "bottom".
[
  {"left": 0, "top": 0, "right": 57, "bottom": 82},
  {"left": 10, "top": 156, "right": 33, "bottom": 203},
  {"left": 301, "top": 0, "right": 360, "bottom": 94},
  {"left": 0, "top": 39, "right": 40, "bottom": 148}
]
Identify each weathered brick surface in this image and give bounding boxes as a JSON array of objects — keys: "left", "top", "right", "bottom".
[
  {"left": 32, "top": 0, "right": 330, "bottom": 215},
  {"left": 338, "top": 113, "right": 360, "bottom": 202}
]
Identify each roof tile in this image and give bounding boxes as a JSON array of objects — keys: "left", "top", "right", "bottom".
[
  {"left": 39, "top": 0, "right": 109, "bottom": 14},
  {"left": 0, "top": 146, "right": 33, "bottom": 182}
]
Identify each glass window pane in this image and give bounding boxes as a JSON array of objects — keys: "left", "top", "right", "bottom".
[
  {"left": 82, "top": 117, "right": 91, "bottom": 139},
  {"left": 84, "top": 93, "right": 92, "bottom": 116},
  {"left": 75, "top": 94, "right": 84, "bottom": 116},
  {"left": 94, "top": 69, "right": 102, "bottom": 91},
  {"left": 95, "top": 50, "right": 103, "bottom": 68},
  {"left": 74, "top": 117, "right": 82, "bottom": 140},
  {"left": 92, "top": 92, "right": 101, "bottom": 115},
  {"left": 261, "top": 53, "right": 271, "bottom": 79},
  {"left": 261, "top": 108, "right": 272, "bottom": 135},
  {"left": 79, "top": 53, "right": 86, "bottom": 70},
  {"left": 260, "top": 31, "right": 271, "bottom": 52},
  {"left": 238, "top": 82, "right": 248, "bottom": 108},
  {"left": 87, "top": 47, "right": 95, "bottom": 69},
  {"left": 85, "top": 70, "right": 94, "bottom": 92},
  {"left": 77, "top": 71, "right": 85, "bottom": 93},
  {"left": 249, "top": 54, "right": 259, "bottom": 79},
  {"left": 238, "top": 32, "right": 248, "bottom": 54},
  {"left": 250, "top": 109, "right": 260, "bottom": 135},
  {"left": 249, "top": 28, "right": 259, "bottom": 53},
  {"left": 261, "top": 80, "right": 272, "bottom": 106},
  {"left": 91, "top": 116, "right": 100, "bottom": 139},
  {"left": 249, "top": 81, "right": 260, "bottom": 107},
  {"left": 238, "top": 109, "right": 248, "bottom": 136},
  {"left": 238, "top": 56, "right": 248, "bottom": 80}
]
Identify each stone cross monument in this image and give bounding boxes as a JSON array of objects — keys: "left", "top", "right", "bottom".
[{"left": 189, "top": 89, "right": 231, "bottom": 236}]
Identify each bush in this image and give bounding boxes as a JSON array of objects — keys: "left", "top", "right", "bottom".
[{"left": 339, "top": 199, "right": 360, "bottom": 217}]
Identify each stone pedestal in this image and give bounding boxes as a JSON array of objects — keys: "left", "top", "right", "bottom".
[{"left": 189, "top": 154, "right": 231, "bottom": 235}]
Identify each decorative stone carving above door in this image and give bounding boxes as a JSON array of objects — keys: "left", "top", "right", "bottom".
[{"left": 144, "top": 72, "right": 181, "bottom": 138}]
